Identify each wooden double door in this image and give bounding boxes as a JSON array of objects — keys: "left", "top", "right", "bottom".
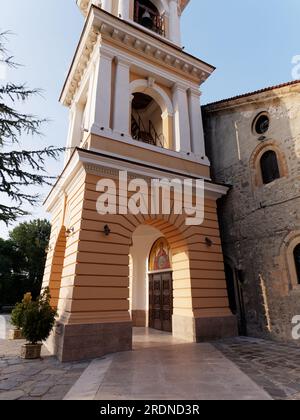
[{"left": 149, "top": 271, "right": 173, "bottom": 332}]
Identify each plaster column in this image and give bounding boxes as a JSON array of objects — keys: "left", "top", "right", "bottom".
[
  {"left": 161, "top": 110, "right": 174, "bottom": 150},
  {"left": 172, "top": 83, "right": 191, "bottom": 154},
  {"left": 113, "top": 57, "right": 131, "bottom": 138},
  {"left": 169, "top": 0, "right": 181, "bottom": 45},
  {"left": 101, "top": 0, "right": 112, "bottom": 13},
  {"left": 90, "top": 48, "right": 114, "bottom": 136},
  {"left": 118, "top": 0, "right": 130, "bottom": 20},
  {"left": 188, "top": 88, "right": 206, "bottom": 161}
]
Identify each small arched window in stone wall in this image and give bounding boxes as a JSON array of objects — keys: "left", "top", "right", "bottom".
[
  {"left": 250, "top": 141, "right": 288, "bottom": 188},
  {"left": 293, "top": 244, "right": 300, "bottom": 285},
  {"left": 260, "top": 150, "right": 280, "bottom": 185},
  {"left": 280, "top": 232, "right": 300, "bottom": 290}
]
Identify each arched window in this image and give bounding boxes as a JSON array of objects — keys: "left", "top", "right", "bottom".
[
  {"left": 131, "top": 92, "right": 164, "bottom": 147},
  {"left": 134, "top": 0, "right": 165, "bottom": 36},
  {"left": 260, "top": 150, "right": 280, "bottom": 185},
  {"left": 149, "top": 237, "right": 171, "bottom": 272},
  {"left": 293, "top": 244, "right": 300, "bottom": 285}
]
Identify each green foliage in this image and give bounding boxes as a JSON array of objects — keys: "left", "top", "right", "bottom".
[
  {"left": 0, "top": 219, "right": 51, "bottom": 306},
  {"left": 0, "top": 32, "right": 64, "bottom": 225},
  {"left": 11, "top": 303, "right": 25, "bottom": 329},
  {"left": 11, "top": 293, "right": 32, "bottom": 329},
  {"left": 0, "top": 237, "right": 26, "bottom": 305},
  {"left": 9, "top": 219, "right": 51, "bottom": 296},
  {"left": 21, "top": 288, "right": 57, "bottom": 345}
]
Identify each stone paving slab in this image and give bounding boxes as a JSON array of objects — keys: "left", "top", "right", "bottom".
[
  {"left": 66, "top": 329, "right": 272, "bottom": 401},
  {"left": 1, "top": 323, "right": 299, "bottom": 401},
  {"left": 214, "top": 337, "right": 300, "bottom": 401},
  {"left": 0, "top": 316, "right": 89, "bottom": 400}
]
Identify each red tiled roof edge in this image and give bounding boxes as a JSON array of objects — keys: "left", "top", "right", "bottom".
[{"left": 203, "top": 80, "right": 300, "bottom": 109}]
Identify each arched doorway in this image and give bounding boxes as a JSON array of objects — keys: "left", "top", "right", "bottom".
[
  {"left": 224, "top": 262, "right": 247, "bottom": 336},
  {"left": 129, "top": 226, "right": 174, "bottom": 333},
  {"left": 148, "top": 237, "right": 173, "bottom": 332}
]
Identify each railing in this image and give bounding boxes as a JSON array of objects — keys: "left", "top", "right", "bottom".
[
  {"left": 134, "top": 1, "right": 165, "bottom": 37},
  {"left": 149, "top": 120, "right": 164, "bottom": 148},
  {"left": 131, "top": 113, "right": 165, "bottom": 148}
]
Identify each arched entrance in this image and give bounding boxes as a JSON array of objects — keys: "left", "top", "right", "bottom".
[
  {"left": 148, "top": 237, "right": 173, "bottom": 332},
  {"left": 129, "top": 226, "right": 174, "bottom": 333}
]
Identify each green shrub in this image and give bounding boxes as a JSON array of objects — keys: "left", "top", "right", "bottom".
[
  {"left": 11, "top": 293, "right": 32, "bottom": 329},
  {"left": 21, "top": 288, "right": 57, "bottom": 345}
]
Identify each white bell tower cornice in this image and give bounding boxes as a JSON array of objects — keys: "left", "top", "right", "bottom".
[{"left": 61, "top": 6, "right": 214, "bottom": 107}]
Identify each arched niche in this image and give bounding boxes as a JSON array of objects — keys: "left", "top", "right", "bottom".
[{"left": 130, "top": 79, "right": 174, "bottom": 149}]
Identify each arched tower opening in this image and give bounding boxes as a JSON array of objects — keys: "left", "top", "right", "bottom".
[
  {"left": 131, "top": 92, "right": 164, "bottom": 147},
  {"left": 134, "top": 0, "right": 165, "bottom": 36}
]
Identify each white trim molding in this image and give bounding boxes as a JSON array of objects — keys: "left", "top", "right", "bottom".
[{"left": 130, "top": 78, "right": 174, "bottom": 115}]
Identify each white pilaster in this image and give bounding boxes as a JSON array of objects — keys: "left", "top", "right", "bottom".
[
  {"left": 173, "top": 84, "right": 191, "bottom": 154},
  {"left": 65, "top": 102, "right": 83, "bottom": 163},
  {"left": 118, "top": 0, "right": 130, "bottom": 20},
  {"left": 101, "top": 0, "right": 112, "bottom": 13},
  {"left": 113, "top": 57, "right": 131, "bottom": 138},
  {"left": 169, "top": 0, "right": 181, "bottom": 45},
  {"left": 89, "top": 48, "right": 114, "bottom": 136},
  {"left": 188, "top": 88, "right": 206, "bottom": 161}
]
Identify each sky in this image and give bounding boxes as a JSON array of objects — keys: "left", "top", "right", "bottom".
[{"left": 0, "top": 0, "right": 300, "bottom": 238}]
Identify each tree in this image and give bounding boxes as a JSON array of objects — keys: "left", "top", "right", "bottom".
[
  {"left": 0, "top": 237, "right": 26, "bottom": 306},
  {"left": 0, "top": 32, "right": 64, "bottom": 225},
  {"left": 9, "top": 219, "right": 51, "bottom": 298},
  {"left": 0, "top": 219, "right": 51, "bottom": 306}
]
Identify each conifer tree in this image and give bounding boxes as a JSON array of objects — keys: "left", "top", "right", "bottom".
[{"left": 0, "top": 32, "right": 63, "bottom": 224}]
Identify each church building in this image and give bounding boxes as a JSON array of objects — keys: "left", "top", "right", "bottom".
[
  {"left": 204, "top": 80, "right": 300, "bottom": 344},
  {"left": 42, "top": 0, "right": 238, "bottom": 362}
]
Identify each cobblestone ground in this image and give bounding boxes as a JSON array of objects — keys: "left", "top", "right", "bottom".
[
  {"left": 2, "top": 311, "right": 300, "bottom": 401},
  {"left": 0, "top": 316, "right": 89, "bottom": 400},
  {"left": 214, "top": 337, "right": 300, "bottom": 401}
]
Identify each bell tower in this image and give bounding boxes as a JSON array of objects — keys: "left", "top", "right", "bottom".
[
  {"left": 78, "top": 0, "right": 185, "bottom": 45},
  {"left": 64, "top": 0, "right": 212, "bottom": 164},
  {"left": 42, "top": 0, "right": 237, "bottom": 362}
]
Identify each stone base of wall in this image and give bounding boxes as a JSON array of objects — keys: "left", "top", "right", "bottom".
[
  {"left": 172, "top": 314, "right": 238, "bottom": 342},
  {"left": 46, "top": 321, "right": 132, "bottom": 362},
  {"left": 132, "top": 310, "right": 147, "bottom": 327},
  {"left": 195, "top": 315, "right": 238, "bottom": 341},
  {"left": 172, "top": 314, "right": 196, "bottom": 342}
]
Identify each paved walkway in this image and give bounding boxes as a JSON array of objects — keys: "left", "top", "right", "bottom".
[
  {"left": 64, "top": 329, "right": 271, "bottom": 400},
  {"left": 2, "top": 319, "right": 300, "bottom": 400},
  {"left": 0, "top": 315, "right": 89, "bottom": 400},
  {"left": 215, "top": 337, "right": 300, "bottom": 400}
]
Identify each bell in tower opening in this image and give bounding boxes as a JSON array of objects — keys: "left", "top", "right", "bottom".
[{"left": 134, "top": 0, "right": 165, "bottom": 36}]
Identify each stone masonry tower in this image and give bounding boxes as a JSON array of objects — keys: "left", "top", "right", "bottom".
[{"left": 43, "top": 0, "right": 237, "bottom": 362}]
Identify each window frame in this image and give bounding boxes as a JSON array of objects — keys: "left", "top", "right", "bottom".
[
  {"left": 260, "top": 150, "right": 281, "bottom": 185},
  {"left": 252, "top": 112, "right": 270, "bottom": 136},
  {"left": 250, "top": 141, "right": 288, "bottom": 188},
  {"left": 280, "top": 232, "right": 300, "bottom": 291},
  {"left": 293, "top": 244, "right": 300, "bottom": 285}
]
